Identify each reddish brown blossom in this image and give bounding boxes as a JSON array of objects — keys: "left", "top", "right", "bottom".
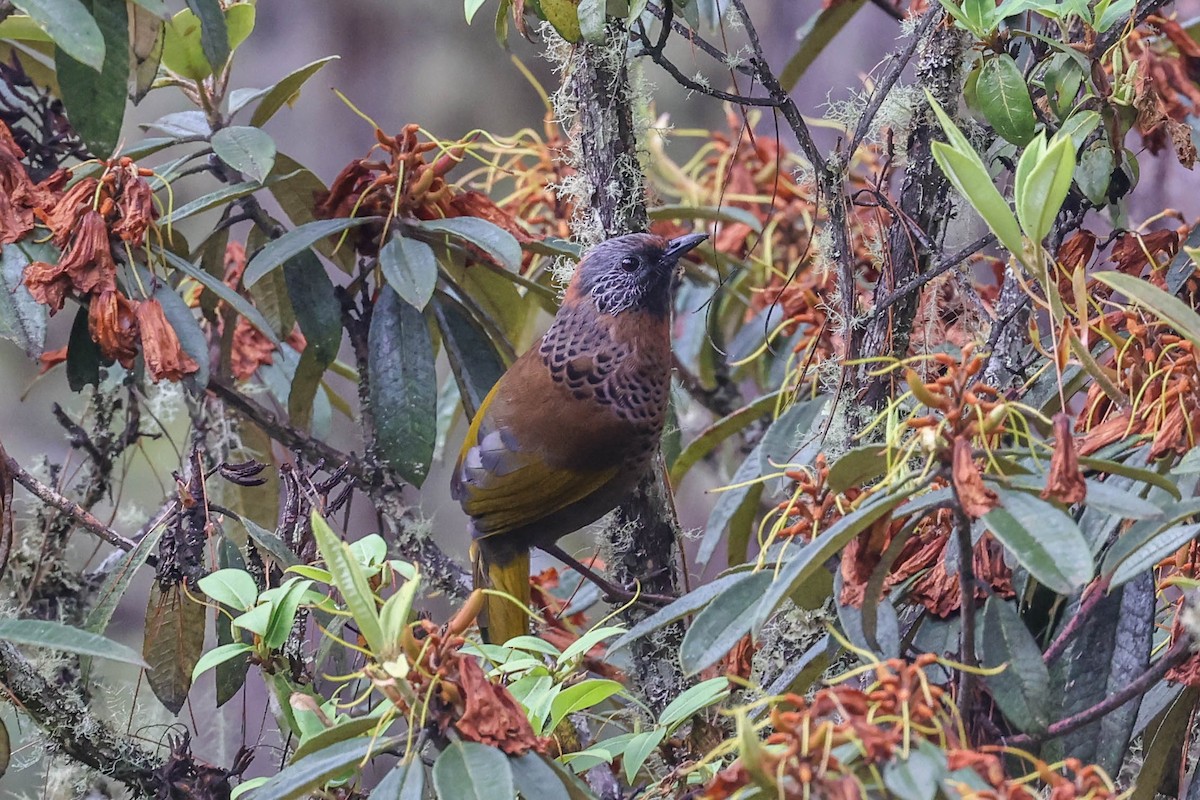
[
  {"left": 38, "top": 346, "right": 68, "bottom": 374},
  {"left": 112, "top": 173, "right": 158, "bottom": 243},
  {"left": 1042, "top": 414, "right": 1087, "bottom": 505},
  {"left": 0, "top": 124, "right": 65, "bottom": 244},
  {"left": 136, "top": 298, "right": 198, "bottom": 381},
  {"left": 1056, "top": 230, "right": 1096, "bottom": 271},
  {"left": 89, "top": 290, "right": 139, "bottom": 368},
  {"left": 952, "top": 435, "right": 998, "bottom": 517}
]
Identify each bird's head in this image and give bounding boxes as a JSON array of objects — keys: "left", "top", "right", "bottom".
[{"left": 565, "top": 232, "right": 708, "bottom": 317}]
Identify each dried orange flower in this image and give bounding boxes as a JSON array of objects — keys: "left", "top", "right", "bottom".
[
  {"left": 88, "top": 289, "right": 139, "bottom": 368},
  {"left": 136, "top": 298, "right": 199, "bottom": 382}
]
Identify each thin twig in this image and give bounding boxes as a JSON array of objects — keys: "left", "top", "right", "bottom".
[
  {"left": 6, "top": 456, "right": 138, "bottom": 553},
  {"left": 950, "top": 492, "right": 978, "bottom": 717},
  {"left": 869, "top": 233, "right": 996, "bottom": 319},
  {"left": 1003, "top": 634, "right": 1194, "bottom": 748},
  {"left": 849, "top": 9, "right": 939, "bottom": 155},
  {"left": 1042, "top": 579, "right": 1108, "bottom": 664}
]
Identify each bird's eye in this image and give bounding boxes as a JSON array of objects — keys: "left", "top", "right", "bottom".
[{"left": 620, "top": 255, "right": 640, "bottom": 272}]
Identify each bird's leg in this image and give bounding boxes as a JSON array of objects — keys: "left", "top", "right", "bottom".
[{"left": 541, "top": 544, "right": 675, "bottom": 607}]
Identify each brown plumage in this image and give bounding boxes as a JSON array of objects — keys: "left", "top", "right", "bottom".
[{"left": 452, "top": 231, "right": 707, "bottom": 642}]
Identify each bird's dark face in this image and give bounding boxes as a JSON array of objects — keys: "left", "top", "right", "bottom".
[{"left": 571, "top": 232, "right": 708, "bottom": 317}]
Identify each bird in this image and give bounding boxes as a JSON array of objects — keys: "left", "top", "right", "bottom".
[{"left": 451, "top": 231, "right": 708, "bottom": 644}]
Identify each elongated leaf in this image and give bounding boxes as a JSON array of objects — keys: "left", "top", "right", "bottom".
[
  {"left": 143, "top": 582, "right": 206, "bottom": 714},
  {"left": 0, "top": 243, "right": 47, "bottom": 357},
  {"left": 1094, "top": 271, "right": 1200, "bottom": 351},
  {"left": 1105, "top": 523, "right": 1200, "bottom": 588},
  {"left": 432, "top": 741, "right": 515, "bottom": 800},
  {"left": 250, "top": 56, "right": 339, "bottom": 127},
  {"left": 983, "top": 487, "right": 1093, "bottom": 594},
  {"left": 67, "top": 302, "right": 101, "bottom": 391},
  {"left": 681, "top": 571, "right": 773, "bottom": 674},
  {"left": 369, "top": 286, "right": 436, "bottom": 487},
  {"left": 648, "top": 204, "right": 763, "bottom": 233},
  {"left": 700, "top": 443, "right": 764, "bottom": 567},
  {"left": 310, "top": 512, "right": 384, "bottom": 655},
  {"left": 154, "top": 279, "right": 209, "bottom": 390},
  {"left": 11, "top": 0, "right": 104, "bottom": 69},
  {"left": 284, "top": 249, "right": 341, "bottom": 428},
  {"left": 249, "top": 735, "right": 403, "bottom": 800},
  {"left": 185, "top": 0, "right": 229, "bottom": 74},
  {"left": 976, "top": 54, "right": 1036, "bottom": 145},
  {"left": 927, "top": 95, "right": 1025, "bottom": 256},
  {"left": 56, "top": 0, "right": 127, "bottom": 159},
  {"left": 979, "top": 596, "right": 1051, "bottom": 732},
  {"left": 380, "top": 235, "right": 438, "bottom": 310},
  {"left": 191, "top": 642, "right": 253, "bottom": 681},
  {"left": 416, "top": 216, "right": 521, "bottom": 272},
  {"left": 85, "top": 525, "right": 165, "bottom": 634},
  {"left": 197, "top": 568, "right": 258, "bottom": 610},
  {"left": 129, "top": 5, "right": 164, "bottom": 102},
  {"left": 211, "top": 125, "right": 276, "bottom": 184},
  {"left": 0, "top": 619, "right": 147, "bottom": 665},
  {"left": 658, "top": 677, "right": 730, "bottom": 730},
  {"left": 268, "top": 154, "right": 356, "bottom": 273},
  {"left": 1014, "top": 134, "right": 1075, "bottom": 243},
  {"left": 883, "top": 746, "right": 945, "bottom": 800},
  {"left": 433, "top": 294, "right": 506, "bottom": 419},
  {"left": 609, "top": 571, "right": 754, "bottom": 653},
  {"left": 244, "top": 217, "right": 379, "bottom": 287},
  {"left": 291, "top": 715, "right": 390, "bottom": 763},
  {"left": 670, "top": 392, "right": 777, "bottom": 484},
  {"left": 1130, "top": 687, "right": 1199, "bottom": 800},
  {"left": 159, "top": 247, "right": 280, "bottom": 346},
  {"left": 548, "top": 679, "right": 624, "bottom": 732},
  {"left": 750, "top": 488, "right": 918, "bottom": 636},
  {"left": 371, "top": 760, "right": 424, "bottom": 799},
  {"left": 778, "top": 0, "right": 865, "bottom": 89}
]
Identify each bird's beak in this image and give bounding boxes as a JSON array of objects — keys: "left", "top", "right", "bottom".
[{"left": 663, "top": 232, "right": 708, "bottom": 260}]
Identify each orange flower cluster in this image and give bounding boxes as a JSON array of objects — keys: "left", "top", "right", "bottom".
[
  {"left": 774, "top": 454, "right": 860, "bottom": 540},
  {"left": 0, "top": 122, "right": 198, "bottom": 382},
  {"left": 371, "top": 611, "right": 546, "bottom": 757},
  {"left": 475, "top": 114, "right": 575, "bottom": 245},
  {"left": 703, "top": 656, "right": 1117, "bottom": 800},
  {"left": 315, "top": 124, "right": 530, "bottom": 257}
]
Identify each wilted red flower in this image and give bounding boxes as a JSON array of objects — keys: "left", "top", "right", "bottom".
[
  {"left": 24, "top": 209, "right": 118, "bottom": 313},
  {"left": 1042, "top": 414, "right": 1086, "bottom": 505},
  {"left": 89, "top": 290, "right": 140, "bottom": 368},
  {"left": 136, "top": 298, "right": 198, "bottom": 382},
  {"left": 112, "top": 173, "right": 158, "bottom": 244},
  {"left": 38, "top": 346, "right": 68, "bottom": 373},
  {"left": 952, "top": 435, "right": 997, "bottom": 517},
  {"left": 0, "top": 122, "right": 65, "bottom": 245}
]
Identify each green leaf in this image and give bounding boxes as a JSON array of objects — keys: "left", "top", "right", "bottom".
[
  {"left": 670, "top": 392, "right": 777, "bottom": 484},
  {"left": 510, "top": 752, "right": 578, "bottom": 800},
  {"left": 129, "top": 6, "right": 164, "bottom": 102},
  {"left": 11, "top": 0, "right": 104, "bottom": 70},
  {"left": 0, "top": 619, "right": 147, "bottom": 666},
  {"left": 433, "top": 294, "right": 506, "bottom": 420},
  {"left": 248, "top": 735, "right": 403, "bottom": 800},
  {"left": 268, "top": 154, "right": 356, "bottom": 273},
  {"left": 143, "top": 582, "right": 205, "bottom": 714},
  {"left": 284, "top": 249, "right": 341, "bottom": 428},
  {"left": 577, "top": 0, "right": 605, "bottom": 41},
  {"left": 153, "top": 279, "right": 210, "bottom": 390},
  {"left": 750, "top": 487, "right": 919, "bottom": 636},
  {"left": 621, "top": 729, "right": 667, "bottom": 784},
  {"left": 241, "top": 517, "right": 302, "bottom": 568},
  {"left": 681, "top": 571, "right": 773, "bottom": 675},
  {"left": 380, "top": 236, "right": 438, "bottom": 310},
  {"left": 976, "top": 53, "right": 1036, "bottom": 145},
  {"left": 700, "top": 443, "right": 764, "bottom": 567},
  {"left": 0, "top": 243, "right": 47, "bottom": 357},
  {"left": 649, "top": 204, "right": 763, "bottom": 233},
  {"left": 191, "top": 642, "right": 254, "bottom": 681},
  {"left": 432, "top": 741, "right": 515, "bottom": 800},
  {"left": 185, "top": 0, "right": 229, "bottom": 75},
  {"left": 67, "top": 302, "right": 101, "bottom": 391},
  {"left": 371, "top": 760, "right": 424, "bottom": 799},
  {"left": 983, "top": 487, "right": 1093, "bottom": 594},
  {"left": 826, "top": 444, "right": 889, "bottom": 494},
  {"left": 1093, "top": 271, "right": 1200, "bottom": 352},
  {"left": 979, "top": 596, "right": 1051, "bottom": 732},
  {"left": 368, "top": 286, "right": 436, "bottom": 487},
  {"left": 927, "top": 93, "right": 1025, "bottom": 257},
  {"left": 198, "top": 568, "right": 259, "bottom": 611},
  {"left": 609, "top": 571, "right": 758, "bottom": 653},
  {"left": 415, "top": 216, "right": 521, "bottom": 272},
  {"left": 249, "top": 55, "right": 339, "bottom": 127},
  {"left": 548, "top": 679, "right": 625, "bottom": 733},
  {"left": 159, "top": 246, "right": 281, "bottom": 346},
  {"left": 1105, "top": 523, "right": 1200, "bottom": 589},
  {"left": 211, "top": 126, "right": 276, "bottom": 184},
  {"left": 85, "top": 525, "right": 165, "bottom": 634},
  {"left": 465, "top": 0, "right": 488, "bottom": 23},
  {"left": 55, "top": 0, "right": 127, "bottom": 159},
  {"left": 658, "top": 677, "right": 730, "bottom": 730},
  {"left": 882, "top": 745, "right": 946, "bottom": 800},
  {"left": 311, "top": 512, "right": 384, "bottom": 654},
  {"left": 778, "top": 0, "right": 866, "bottom": 90},
  {"left": 538, "top": 0, "right": 582, "bottom": 41},
  {"left": 291, "top": 715, "right": 391, "bottom": 763},
  {"left": 243, "top": 217, "right": 379, "bottom": 288},
  {"left": 1014, "top": 133, "right": 1076, "bottom": 243}
]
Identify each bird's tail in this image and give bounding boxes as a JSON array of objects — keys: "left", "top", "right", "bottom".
[{"left": 471, "top": 544, "right": 531, "bottom": 644}]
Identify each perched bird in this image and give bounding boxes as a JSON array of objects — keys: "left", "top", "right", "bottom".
[{"left": 452, "top": 231, "right": 707, "bottom": 643}]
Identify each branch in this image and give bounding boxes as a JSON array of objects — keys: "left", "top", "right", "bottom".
[
  {"left": 643, "top": 2, "right": 756, "bottom": 75},
  {"left": 5, "top": 455, "right": 139, "bottom": 554},
  {"left": 1042, "top": 579, "right": 1108, "bottom": 664},
  {"left": 868, "top": 233, "right": 996, "bottom": 319},
  {"left": 1002, "top": 634, "right": 1194, "bottom": 748},
  {"left": 0, "top": 641, "right": 162, "bottom": 794}
]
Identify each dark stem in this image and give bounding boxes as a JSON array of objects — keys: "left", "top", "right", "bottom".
[
  {"left": 6, "top": 455, "right": 140, "bottom": 554},
  {"left": 1042, "top": 579, "right": 1108, "bottom": 664},
  {"left": 1003, "top": 634, "right": 1194, "bottom": 749},
  {"left": 950, "top": 489, "right": 978, "bottom": 718}
]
